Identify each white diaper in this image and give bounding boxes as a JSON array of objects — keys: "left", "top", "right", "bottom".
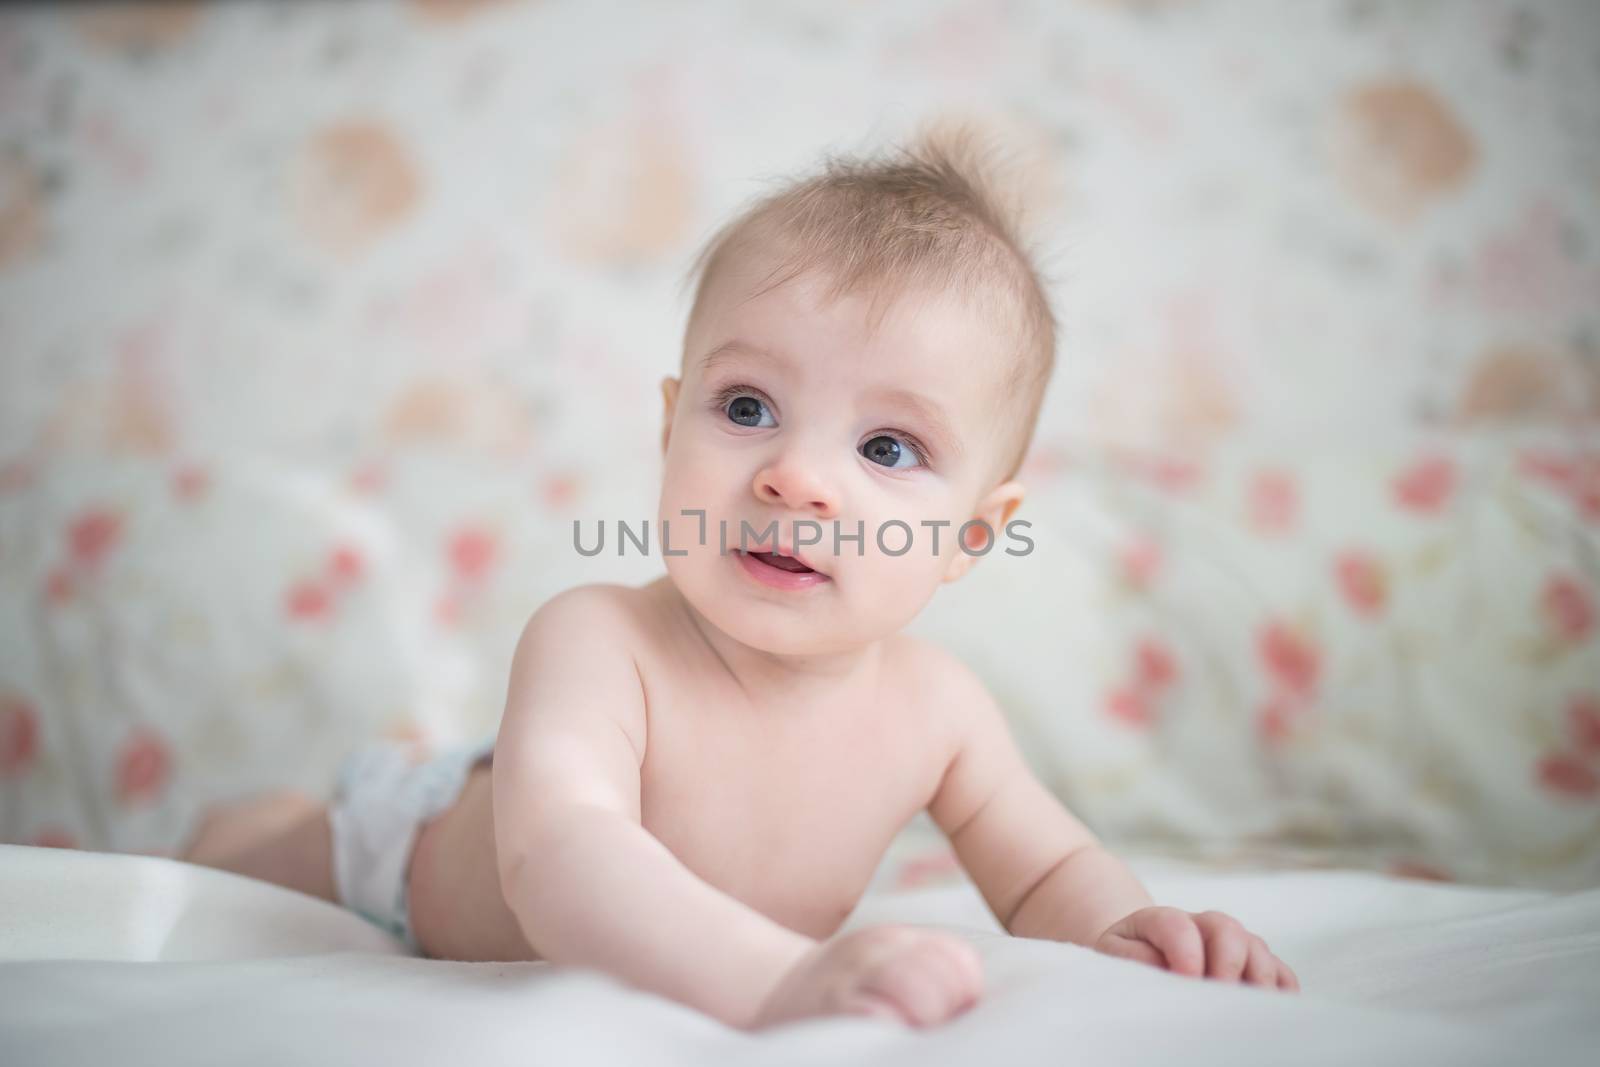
[{"left": 327, "top": 736, "right": 495, "bottom": 952}]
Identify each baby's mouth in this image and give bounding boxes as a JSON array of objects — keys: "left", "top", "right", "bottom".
[
  {"left": 734, "top": 548, "right": 832, "bottom": 590},
  {"left": 747, "top": 550, "right": 815, "bottom": 575}
]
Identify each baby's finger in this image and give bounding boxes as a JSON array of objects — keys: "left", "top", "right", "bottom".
[
  {"left": 1277, "top": 959, "right": 1301, "bottom": 993},
  {"left": 840, "top": 991, "right": 909, "bottom": 1025},
  {"left": 1136, "top": 909, "right": 1206, "bottom": 977},
  {"left": 857, "top": 967, "right": 941, "bottom": 1027},
  {"left": 907, "top": 940, "right": 974, "bottom": 1011},
  {"left": 861, "top": 953, "right": 959, "bottom": 1027},
  {"left": 1195, "top": 912, "right": 1249, "bottom": 982},
  {"left": 1241, "top": 937, "right": 1277, "bottom": 988},
  {"left": 924, "top": 938, "right": 985, "bottom": 1005},
  {"left": 1096, "top": 934, "right": 1166, "bottom": 969}
]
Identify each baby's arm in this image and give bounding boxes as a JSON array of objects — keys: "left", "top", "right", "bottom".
[
  {"left": 925, "top": 657, "right": 1298, "bottom": 990},
  {"left": 492, "top": 587, "right": 814, "bottom": 1028},
  {"left": 925, "top": 657, "right": 1151, "bottom": 947}
]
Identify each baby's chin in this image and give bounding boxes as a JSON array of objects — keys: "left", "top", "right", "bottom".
[
  {"left": 723, "top": 623, "right": 859, "bottom": 659},
  {"left": 684, "top": 589, "right": 841, "bottom": 657}
]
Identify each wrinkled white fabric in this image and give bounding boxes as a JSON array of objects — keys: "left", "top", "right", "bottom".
[{"left": 2, "top": 844, "right": 1595, "bottom": 1066}]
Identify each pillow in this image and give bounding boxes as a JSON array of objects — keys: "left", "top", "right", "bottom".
[
  {"left": 0, "top": 455, "right": 478, "bottom": 856},
  {"left": 911, "top": 430, "right": 1600, "bottom": 888}
]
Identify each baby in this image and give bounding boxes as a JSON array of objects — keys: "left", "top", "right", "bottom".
[{"left": 183, "top": 129, "right": 1298, "bottom": 1030}]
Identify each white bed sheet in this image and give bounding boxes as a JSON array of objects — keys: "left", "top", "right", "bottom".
[{"left": 1, "top": 843, "right": 1596, "bottom": 1066}]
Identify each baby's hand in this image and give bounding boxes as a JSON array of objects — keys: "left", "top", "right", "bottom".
[
  {"left": 1093, "top": 907, "right": 1300, "bottom": 992},
  {"left": 749, "top": 925, "right": 983, "bottom": 1030}
]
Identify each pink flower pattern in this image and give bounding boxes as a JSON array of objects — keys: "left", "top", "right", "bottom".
[
  {"left": 1, "top": 696, "right": 39, "bottom": 776},
  {"left": 115, "top": 729, "right": 172, "bottom": 806},
  {"left": 1542, "top": 574, "right": 1595, "bottom": 644},
  {"left": 1393, "top": 456, "right": 1456, "bottom": 514},
  {"left": 1258, "top": 622, "right": 1320, "bottom": 699},
  {"left": 1248, "top": 469, "right": 1299, "bottom": 536},
  {"left": 1334, "top": 550, "right": 1388, "bottom": 618}
]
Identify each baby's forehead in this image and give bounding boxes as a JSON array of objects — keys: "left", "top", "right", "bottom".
[
  {"left": 696, "top": 255, "right": 1023, "bottom": 374},
  {"left": 707, "top": 287, "right": 1016, "bottom": 406}
]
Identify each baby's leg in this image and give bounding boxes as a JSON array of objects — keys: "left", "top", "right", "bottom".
[{"left": 181, "top": 791, "right": 338, "bottom": 902}]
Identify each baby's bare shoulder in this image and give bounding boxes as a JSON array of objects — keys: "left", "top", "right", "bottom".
[
  {"left": 510, "top": 582, "right": 653, "bottom": 709},
  {"left": 882, "top": 634, "right": 994, "bottom": 737},
  {"left": 510, "top": 580, "right": 682, "bottom": 707},
  {"left": 503, "top": 583, "right": 653, "bottom": 764},
  {"left": 520, "top": 582, "right": 654, "bottom": 645},
  {"left": 884, "top": 633, "right": 987, "bottom": 694}
]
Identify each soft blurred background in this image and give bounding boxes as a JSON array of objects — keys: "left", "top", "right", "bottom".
[{"left": 0, "top": 0, "right": 1596, "bottom": 890}]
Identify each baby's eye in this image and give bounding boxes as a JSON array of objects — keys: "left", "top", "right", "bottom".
[
  {"left": 861, "top": 434, "right": 923, "bottom": 470},
  {"left": 725, "top": 394, "right": 776, "bottom": 429}
]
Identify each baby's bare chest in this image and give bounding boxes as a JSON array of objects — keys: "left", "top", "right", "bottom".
[{"left": 637, "top": 689, "right": 947, "bottom": 939}]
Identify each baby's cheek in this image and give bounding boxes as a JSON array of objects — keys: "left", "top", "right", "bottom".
[
  {"left": 851, "top": 539, "right": 947, "bottom": 622},
  {"left": 659, "top": 445, "right": 713, "bottom": 510}
]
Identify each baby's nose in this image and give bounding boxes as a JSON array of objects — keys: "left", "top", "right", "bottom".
[{"left": 753, "top": 456, "right": 840, "bottom": 519}]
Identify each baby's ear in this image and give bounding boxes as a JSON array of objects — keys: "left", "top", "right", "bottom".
[
  {"left": 660, "top": 377, "right": 680, "bottom": 456},
  {"left": 942, "top": 480, "right": 1025, "bottom": 584}
]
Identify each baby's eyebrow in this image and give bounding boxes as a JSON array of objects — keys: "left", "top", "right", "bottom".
[{"left": 699, "top": 340, "right": 788, "bottom": 375}]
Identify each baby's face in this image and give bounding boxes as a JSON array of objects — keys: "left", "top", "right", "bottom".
[{"left": 658, "top": 252, "right": 1025, "bottom": 657}]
